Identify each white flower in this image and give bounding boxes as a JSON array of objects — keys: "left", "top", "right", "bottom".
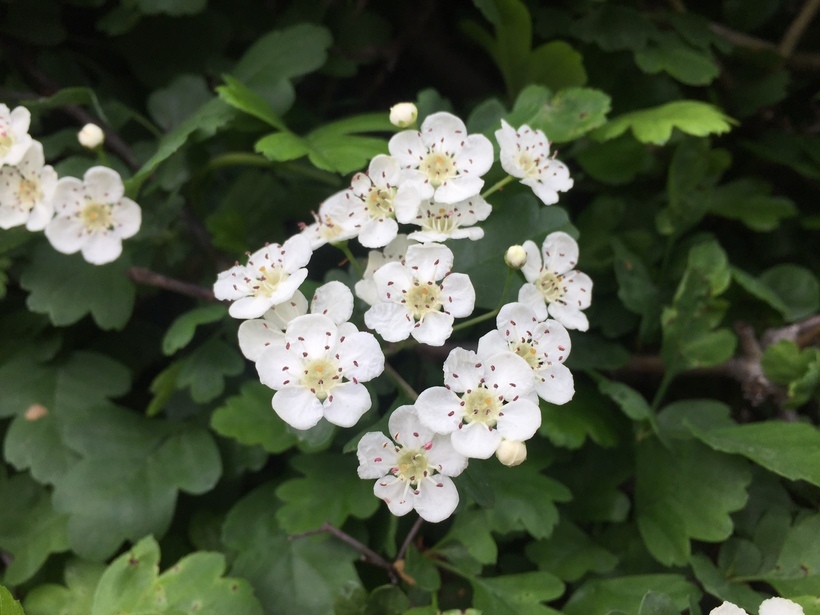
[
  {"left": 710, "top": 598, "right": 804, "bottom": 615},
  {"left": 44, "top": 166, "right": 141, "bottom": 265},
  {"left": 213, "top": 234, "right": 312, "bottom": 319},
  {"left": 364, "top": 243, "right": 474, "bottom": 346},
  {"left": 389, "top": 103, "right": 418, "bottom": 128},
  {"left": 389, "top": 112, "right": 493, "bottom": 204},
  {"left": 348, "top": 155, "right": 422, "bottom": 248},
  {"left": 354, "top": 234, "right": 416, "bottom": 306},
  {"left": 478, "top": 302, "right": 574, "bottom": 405},
  {"left": 0, "top": 142, "right": 57, "bottom": 231},
  {"left": 416, "top": 348, "right": 541, "bottom": 459},
  {"left": 256, "top": 313, "right": 384, "bottom": 430},
  {"left": 518, "top": 231, "right": 593, "bottom": 331},
  {"left": 237, "top": 281, "right": 354, "bottom": 362},
  {"left": 407, "top": 195, "right": 491, "bottom": 243},
  {"left": 0, "top": 104, "right": 33, "bottom": 167},
  {"left": 496, "top": 439, "right": 527, "bottom": 466},
  {"left": 300, "top": 189, "right": 359, "bottom": 250},
  {"left": 357, "top": 405, "right": 467, "bottom": 523},
  {"left": 77, "top": 124, "right": 105, "bottom": 149},
  {"left": 495, "top": 120, "right": 573, "bottom": 205}
]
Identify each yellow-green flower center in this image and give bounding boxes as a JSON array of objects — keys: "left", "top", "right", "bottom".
[
  {"left": 395, "top": 449, "right": 431, "bottom": 486},
  {"left": 421, "top": 152, "right": 456, "bottom": 188},
  {"left": 461, "top": 388, "right": 502, "bottom": 428},
  {"left": 406, "top": 282, "right": 442, "bottom": 319},
  {"left": 81, "top": 202, "right": 114, "bottom": 232},
  {"left": 515, "top": 151, "right": 540, "bottom": 178},
  {"left": 513, "top": 342, "right": 541, "bottom": 370},
  {"left": 421, "top": 207, "right": 456, "bottom": 235},
  {"left": 255, "top": 266, "right": 287, "bottom": 297},
  {"left": 301, "top": 358, "right": 339, "bottom": 401},
  {"left": 537, "top": 270, "right": 564, "bottom": 303},
  {"left": 365, "top": 187, "right": 396, "bottom": 218},
  {"left": 18, "top": 177, "right": 42, "bottom": 209}
]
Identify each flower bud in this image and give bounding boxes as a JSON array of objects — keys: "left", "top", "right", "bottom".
[
  {"left": 389, "top": 102, "right": 418, "bottom": 128},
  {"left": 496, "top": 439, "right": 527, "bottom": 467},
  {"left": 78, "top": 123, "right": 105, "bottom": 149},
  {"left": 504, "top": 244, "right": 527, "bottom": 270}
]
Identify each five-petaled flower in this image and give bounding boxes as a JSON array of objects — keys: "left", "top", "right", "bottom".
[
  {"left": 0, "top": 104, "right": 34, "bottom": 167},
  {"left": 44, "top": 166, "right": 141, "bottom": 265},
  {"left": 389, "top": 111, "right": 493, "bottom": 204},
  {"left": 357, "top": 405, "right": 468, "bottom": 522},
  {"left": 407, "top": 195, "right": 491, "bottom": 243},
  {"left": 256, "top": 313, "right": 384, "bottom": 430},
  {"left": 415, "top": 348, "right": 542, "bottom": 459},
  {"left": 495, "top": 120, "right": 573, "bottom": 206},
  {"left": 213, "top": 234, "right": 312, "bottom": 319},
  {"left": 0, "top": 141, "right": 57, "bottom": 231},
  {"left": 518, "top": 231, "right": 593, "bottom": 331},
  {"left": 364, "top": 242, "right": 475, "bottom": 346}
]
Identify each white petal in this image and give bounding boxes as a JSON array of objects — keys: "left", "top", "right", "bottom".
[
  {"left": 280, "top": 234, "right": 313, "bottom": 271},
  {"left": 518, "top": 283, "right": 549, "bottom": 322},
  {"left": 357, "top": 432, "right": 399, "bottom": 479},
  {"left": 497, "top": 302, "right": 539, "bottom": 340},
  {"left": 238, "top": 319, "right": 285, "bottom": 362},
  {"left": 758, "top": 598, "right": 804, "bottom": 615},
  {"left": 310, "top": 281, "right": 353, "bottom": 324},
  {"left": 548, "top": 302, "right": 589, "bottom": 332},
  {"left": 272, "top": 386, "right": 325, "bottom": 430},
  {"left": 112, "top": 198, "right": 142, "bottom": 239},
  {"left": 229, "top": 295, "right": 279, "bottom": 320},
  {"left": 364, "top": 302, "right": 414, "bottom": 342},
  {"left": 483, "top": 352, "right": 535, "bottom": 399},
  {"left": 412, "top": 310, "right": 454, "bottom": 346},
  {"left": 323, "top": 382, "right": 372, "bottom": 427},
  {"left": 388, "top": 405, "right": 435, "bottom": 449},
  {"left": 284, "top": 314, "right": 338, "bottom": 359},
  {"left": 393, "top": 182, "right": 422, "bottom": 224},
  {"left": 496, "top": 398, "right": 541, "bottom": 441},
  {"left": 337, "top": 330, "right": 384, "bottom": 382},
  {"left": 434, "top": 176, "right": 484, "bottom": 205},
  {"left": 451, "top": 422, "right": 501, "bottom": 459},
  {"left": 535, "top": 364, "right": 575, "bottom": 405},
  {"left": 413, "top": 474, "right": 459, "bottom": 523},
  {"left": 256, "top": 345, "right": 301, "bottom": 389},
  {"left": 520, "top": 240, "right": 542, "bottom": 282},
  {"left": 17, "top": 141, "right": 45, "bottom": 177},
  {"left": 709, "top": 603, "right": 749, "bottom": 615},
  {"left": 420, "top": 112, "right": 466, "bottom": 155},
  {"left": 373, "top": 261, "right": 412, "bottom": 301},
  {"left": 83, "top": 166, "right": 125, "bottom": 203},
  {"left": 427, "top": 435, "right": 468, "bottom": 477},
  {"left": 440, "top": 273, "right": 475, "bottom": 318},
  {"left": 44, "top": 217, "right": 85, "bottom": 255},
  {"left": 354, "top": 278, "right": 379, "bottom": 306},
  {"left": 81, "top": 232, "right": 122, "bottom": 265},
  {"left": 374, "top": 475, "right": 414, "bottom": 517},
  {"left": 51, "top": 177, "right": 85, "bottom": 215},
  {"left": 404, "top": 243, "right": 453, "bottom": 282},
  {"left": 476, "top": 330, "right": 509, "bottom": 359},
  {"left": 264, "top": 291, "right": 309, "bottom": 329},
  {"left": 542, "top": 231, "right": 579, "bottom": 275},
  {"left": 415, "top": 387, "right": 463, "bottom": 435},
  {"left": 388, "top": 130, "right": 426, "bottom": 168},
  {"left": 455, "top": 133, "right": 494, "bottom": 178},
  {"left": 367, "top": 154, "right": 401, "bottom": 186},
  {"left": 358, "top": 217, "right": 398, "bottom": 248},
  {"left": 561, "top": 270, "right": 593, "bottom": 310},
  {"left": 442, "top": 347, "right": 483, "bottom": 392}
]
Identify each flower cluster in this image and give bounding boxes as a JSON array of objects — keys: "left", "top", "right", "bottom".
[
  {"left": 711, "top": 598, "right": 804, "bottom": 615},
  {"left": 0, "top": 104, "right": 141, "bottom": 265},
  {"left": 215, "top": 105, "right": 591, "bottom": 523}
]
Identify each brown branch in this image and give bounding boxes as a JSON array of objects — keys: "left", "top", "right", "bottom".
[
  {"left": 397, "top": 516, "right": 424, "bottom": 561},
  {"left": 127, "top": 267, "right": 216, "bottom": 302},
  {"left": 709, "top": 22, "right": 820, "bottom": 70},
  {"left": 780, "top": 0, "right": 820, "bottom": 57}
]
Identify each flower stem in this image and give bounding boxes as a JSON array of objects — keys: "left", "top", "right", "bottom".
[
  {"left": 384, "top": 362, "right": 419, "bottom": 401},
  {"left": 481, "top": 174, "right": 515, "bottom": 199},
  {"left": 335, "top": 241, "right": 366, "bottom": 278},
  {"left": 397, "top": 516, "right": 425, "bottom": 561},
  {"left": 650, "top": 372, "right": 674, "bottom": 412}
]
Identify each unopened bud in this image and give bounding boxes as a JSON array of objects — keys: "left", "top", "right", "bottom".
[
  {"left": 389, "top": 102, "right": 418, "bottom": 128},
  {"left": 495, "top": 439, "right": 527, "bottom": 467},
  {"left": 504, "top": 245, "right": 527, "bottom": 270},
  {"left": 78, "top": 123, "right": 105, "bottom": 149}
]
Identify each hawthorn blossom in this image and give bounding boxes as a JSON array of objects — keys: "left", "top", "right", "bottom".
[
  {"left": 389, "top": 112, "right": 493, "bottom": 204},
  {"left": 341, "top": 155, "right": 420, "bottom": 248},
  {"left": 213, "top": 234, "right": 312, "bottom": 319},
  {"left": 710, "top": 598, "right": 804, "bottom": 615},
  {"left": 477, "top": 302, "right": 574, "bottom": 405},
  {"left": 495, "top": 120, "right": 573, "bottom": 206},
  {"left": 364, "top": 242, "right": 474, "bottom": 346},
  {"left": 357, "top": 405, "right": 467, "bottom": 522},
  {"left": 416, "top": 348, "right": 541, "bottom": 459},
  {"left": 496, "top": 439, "right": 527, "bottom": 466},
  {"left": 407, "top": 194, "right": 491, "bottom": 243},
  {"left": 300, "top": 189, "right": 359, "bottom": 250},
  {"left": 44, "top": 166, "right": 141, "bottom": 265},
  {"left": 0, "top": 141, "right": 57, "bottom": 231},
  {"left": 518, "top": 231, "right": 592, "bottom": 331},
  {"left": 354, "top": 234, "right": 415, "bottom": 306},
  {"left": 0, "top": 104, "right": 33, "bottom": 167},
  {"left": 238, "top": 281, "right": 354, "bottom": 362},
  {"left": 256, "top": 313, "right": 384, "bottom": 430}
]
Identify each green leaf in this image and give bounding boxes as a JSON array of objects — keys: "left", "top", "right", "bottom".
[
  {"left": 636, "top": 434, "right": 750, "bottom": 565},
  {"left": 758, "top": 264, "right": 820, "bottom": 323},
  {"left": 365, "top": 586, "right": 410, "bottom": 615},
  {"left": 525, "top": 519, "right": 618, "bottom": 582},
  {"left": 611, "top": 238, "right": 661, "bottom": 339},
  {"left": 731, "top": 267, "right": 791, "bottom": 319},
  {"left": 20, "top": 245, "right": 135, "bottom": 330},
  {"left": 526, "top": 41, "right": 587, "bottom": 91},
  {"left": 638, "top": 591, "right": 682, "bottom": 615},
  {"left": 0, "top": 586, "right": 25, "bottom": 615},
  {"left": 217, "top": 75, "right": 286, "bottom": 130},
  {"left": 439, "top": 509, "right": 498, "bottom": 565},
  {"left": 761, "top": 340, "right": 819, "bottom": 385},
  {"left": 147, "top": 74, "right": 212, "bottom": 130},
  {"left": 176, "top": 337, "right": 244, "bottom": 403},
  {"left": 402, "top": 546, "right": 441, "bottom": 592},
  {"left": 593, "top": 101, "right": 735, "bottom": 145},
  {"left": 539, "top": 384, "right": 621, "bottom": 449},
  {"left": 470, "top": 570, "right": 565, "bottom": 615},
  {"left": 508, "top": 85, "right": 611, "bottom": 143},
  {"left": 211, "top": 381, "right": 298, "bottom": 454},
  {"left": 571, "top": 5, "right": 654, "bottom": 52},
  {"left": 162, "top": 305, "right": 228, "bottom": 356},
  {"left": 689, "top": 554, "right": 763, "bottom": 613},
  {"left": 634, "top": 32, "right": 719, "bottom": 86},
  {"left": 563, "top": 574, "right": 699, "bottom": 615},
  {"left": 576, "top": 135, "right": 653, "bottom": 185},
  {"left": 275, "top": 453, "right": 380, "bottom": 534},
  {"left": 0, "top": 474, "right": 69, "bottom": 585},
  {"left": 687, "top": 422, "right": 820, "bottom": 488},
  {"left": 709, "top": 179, "right": 797, "bottom": 231},
  {"left": 90, "top": 536, "right": 262, "bottom": 614},
  {"left": 482, "top": 462, "right": 571, "bottom": 539},
  {"left": 596, "top": 378, "right": 653, "bottom": 422},
  {"left": 24, "top": 560, "right": 105, "bottom": 615},
  {"left": 767, "top": 514, "right": 820, "bottom": 580},
  {"left": 254, "top": 132, "right": 310, "bottom": 162},
  {"left": 21, "top": 87, "right": 108, "bottom": 123}
]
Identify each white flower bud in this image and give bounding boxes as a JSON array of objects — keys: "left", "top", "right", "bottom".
[
  {"left": 496, "top": 439, "right": 527, "bottom": 466},
  {"left": 78, "top": 123, "right": 105, "bottom": 149},
  {"left": 504, "top": 244, "right": 527, "bottom": 270},
  {"left": 389, "top": 102, "right": 418, "bottom": 128}
]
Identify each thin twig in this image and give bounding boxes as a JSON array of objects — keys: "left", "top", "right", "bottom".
[
  {"left": 127, "top": 267, "right": 216, "bottom": 302},
  {"left": 384, "top": 362, "right": 419, "bottom": 401},
  {"left": 709, "top": 22, "right": 820, "bottom": 70},
  {"left": 397, "top": 516, "right": 425, "bottom": 561},
  {"left": 780, "top": 0, "right": 820, "bottom": 57}
]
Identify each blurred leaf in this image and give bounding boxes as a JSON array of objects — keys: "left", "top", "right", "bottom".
[
  {"left": 21, "top": 87, "right": 108, "bottom": 123},
  {"left": 162, "top": 305, "right": 228, "bottom": 356},
  {"left": 217, "top": 75, "right": 286, "bottom": 130},
  {"left": 176, "top": 337, "right": 244, "bottom": 403},
  {"left": 635, "top": 32, "right": 719, "bottom": 86},
  {"left": 758, "top": 264, "right": 820, "bottom": 323},
  {"left": 576, "top": 135, "right": 653, "bottom": 185},
  {"left": 571, "top": 5, "right": 654, "bottom": 51},
  {"left": 525, "top": 519, "right": 618, "bottom": 582},
  {"left": 439, "top": 509, "right": 498, "bottom": 565},
  {"left": 0, "top": 586, "right": 25, "bottom": 615},
  {"left": 24, "top": 560, "right": 105, "bottom": 615},
  {"left": 709, "top": 179, "right": 796, "bottom": 231},
  {"left": 596, "top": 378, "right": 652, "bottom": 422},
  {"left": 0, "top": 474, "right": 69, "bottom": 585},
  {"left": 402, "top": 546, "right": 441, "bottom": 592},
  {"left": 508, "top": 85, "right": 611, "bottom": 143},
  {"left": 20, "top": 245, "right": 135, "bottom": 331},
  {"left": 731, "top": 267, "right": 791, "bottom": 319},
  {"left": 470, "top": 570, "right": 564, "bottom": 615},
  {"left": 743, "top": 132, "right": 820, "bottom": 181},
  {"left": 611, "top": 238, "right": 661, "bottom": 340},
  {"left": 638, "top": 591, "right": 682, "bottom": 615},
  {"left": 147, "top": 74, "right": 212, "bottom": 130},
  {"left": 593, "top": 101, "right": 735, "bottom": 145},
  {"left": 563, "top": 574, "right": 698, "bottom": 615},
  {"left": 137, "top": 0, "right": 206, "bottom": 16},
  {"left": 766, "top": 514, "right": 820, "bottom": 580},
  {"left": 211, "top": 381, "right": 298, "bottom": 454},
  {"left": 275, "top": 453, "right": 380, "bottom": 534},
  {"left": 539, "top": 386, "right": 621, "bottom": 449},
  {"left": 365, "top": 586, "right": 409, "bottom": 615},
  {"left": 690, "top": 553, "right": 763, "bottom": 613},
  {"left": 527, "top": 41, "right": 587, "bottom": 91}
]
